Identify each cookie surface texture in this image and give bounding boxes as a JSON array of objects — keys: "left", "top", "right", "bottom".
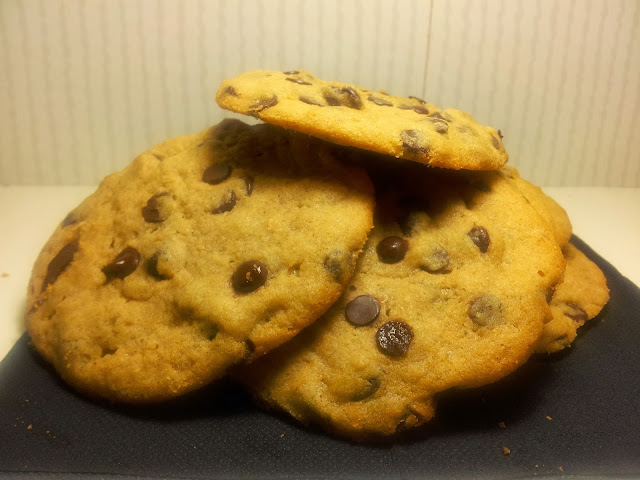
[
  {"left": 536, "top": 242, "right": 609, "bottom": 353},
  {"left": 238, "top": 162, "right": 565, "bottom": 439},
  {"left": 216, "top": 70, "right": 508, "bottom": 171},
  {"left": 25, "top": 119, "right": 374, "bottom": 403}
]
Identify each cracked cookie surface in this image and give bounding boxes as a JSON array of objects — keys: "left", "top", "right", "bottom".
[
  {"left": 237, "top": 161, "right": 564, "bottom": 440},
  {"left": 216, "top": 70, "right": 508, "bottom": 171},
  {"left": 26, "top": 119, "right": 374, "bottom": 403}
]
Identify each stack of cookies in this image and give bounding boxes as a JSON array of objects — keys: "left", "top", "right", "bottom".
[{"left": 25, "top": 70, "right": 609, "bottom": 440}]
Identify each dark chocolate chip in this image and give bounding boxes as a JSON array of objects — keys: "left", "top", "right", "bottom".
[
  {"left": 398, "top": 105, "right": 429, "bottom": 115},
  {"left": 61, "top": 212, "right": 79, "bottom": 228},
  {"left": 565, "top": 302, "right": 588, "bottom": 323},
  {"left": 468, "top": 295, "right": 503, "bottom": 326},
  {"left": 323, "top": 87, "right": 363, "bottom": 109},
  {"left": 376, "top": 321, "right": 413, "bottom": 357},
  {"left": 232, "top": 260, "right": 268, "bottom": 294},
  {"left": 409, "top": 95, "right": 427, "bottom": 104},
  {"left": 42, "top": 240, "right": 79, "bottom": 292},
  {"left": 224, "top": 85, "right": 238, "bottom": 97},
  {"left": 468, "top": 226, "right": 490, "bottom": 253},
  {"left": 368, "top": 95, "right": 393, "bottom": 107},
  {"left": 377, "top": 236, "right": 409, "bottom": 263},
  {"left": 351, "top": 378, "right": 381, "bottom": 401},
  {"left": 429, "top": 112, "right": 448, "bottom": 121},
  {"left": 420, "top": 245, "right": 450, "bottom": 273},
  {"left": 286, "top": 77, "right": 311, "bottom": 85},
  {"left": 203, "top": 162, "right": 232, "bottom": 185},
  {"left": 492, "top": 136, "right": 500, "bottom": 149},
  {"left": 146, "top": 252, "right": 168, "bottom": 280},
  {"left": 299, "top": 96, "right": 323, "bottom": 106},
  {"left": 212, "top": 191, "right": 236, "bottom": 214},
  {"left": 244, "top": 176, "right": 254, "bottom": 196},
  {"left": 345, "top": 295, "right": 381, "bottom": 326},
  {"left": 498, "top": 129, "right": 504, "bottom": 140},
  {"left": 401, "top": 129, "right": 428, "bottom": 155},
  {"left": 283, "top": 70, "right": 299, "bottom": 74},
  {"left": 429, "top": 116, "right": 449, "bottom": 134},
  {"left": 102, "top": 247, "right": 140, "bottom": 281},
  {"left": 323, "top": 250, "right": 352, "bottom": 282},
  {"left": 142, "top": 193, "right": 169, "bottom": 223},
  {"left": 251, "top": 95, "right": 278, "bottom": 113}
]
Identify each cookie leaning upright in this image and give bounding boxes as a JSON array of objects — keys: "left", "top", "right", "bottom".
[
  {"left": 238, "top": 161, "right": 565, "bottom": 440},
  {"left": 216, "top": 70, "right": 507, "bottom": 171},
  {"left": 25, "top": 119, "right": 374, "bottom": 404}
]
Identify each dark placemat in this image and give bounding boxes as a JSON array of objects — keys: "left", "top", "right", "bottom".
[{"left": 1, "top": 236, "right": 639, "bottom": 480}]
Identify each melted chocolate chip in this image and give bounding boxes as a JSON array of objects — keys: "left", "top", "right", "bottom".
[
  {"left": 565, "top": 302, "right": 588, "bottom": 323},
  {"left": 429, "top": 112, "right": 448, "bottom": 121},
  {"left": 398, "top": 105, "right": 429, "bottom": 115},
  {"left": 283, "top": 70, "right": 299, "bottom": 74},
  {"left": 376, "top": 321, "right": 413, "bottom": 356},
  {"left": 429, "top": 116, "right": 449, "bottom": 134},
  {"left": 468, "top": 226, "right": 490, "bottom": 253},
  {"left": 323, "top": 250, "right": 351, "bottom": 282},
  {"left": 224, "top": 85, "right": 238, "bottom": 97},
  {"left": 244, "top": 176, "right": 254, "bottom": 196},
  {"left": 42, "top": 240, "right": 79, "bottom": 291},
  {"left": 498, "top": 129, "right": 504, "bottom": 140},
  {"left": 61, "top": 212, "right": 79, "bottom": 228},
  {"left": 468, "top": 295, "right": 503, "bottom": 326},
  {"left": 212, "top": 191, "right": 236, "bottom": 214},
  {"left": 377, "top": 236, "right": 409, "bottom": 263},
  {"left": 286, "top": 77, "right": 311, "bottom": 85},
  {"left": 102, "top": 247, "right": 140, "bottom": 281},
  {"left": 251, "top": 95, "right": 278, "bottom": 113},
  {"left": 142, "top": 193, "right": 169, "bottom": 223},
  {"left": 492, "top": 136, "right": 500, "bottom": 149},
  {"left": 323, "top": 87, "right": 363, "bottom": 109},
  {"left": 420, "top": 245, "right": 450, "bottom": 273},
  {"left": 409, "top": 95, "right": 427, "bottom": 104},
  {"left": 299, "top": 96, "right": 323, "bottom": 106},
  {"left": 368, "top": 95, "right": 393, "bottom": 107},
  {"left": 232, "top": 260, "right": 268, "bottom": 294},
  {"left": 401, "top": 129, "right": 428, "bottom": 155},
  {"left": 345, "top": 295, "right": 381, "bottom": 326},
  {"left": 146, "top": 252, "right": 168, "bottom": 280},
  {"left": 351, "top": 378, "right": 381, "bottom": 401},
  {"left": 203, "top": 162, "right": 232, "bottom": 185}
]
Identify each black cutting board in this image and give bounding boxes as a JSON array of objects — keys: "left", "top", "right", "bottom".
[{"left": 1, "top": 236, "right": 639, "bottom": 479}]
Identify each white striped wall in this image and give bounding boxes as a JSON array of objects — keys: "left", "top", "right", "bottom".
[{"left": 0, "top": 0, "right": 638, "bottom": 186}]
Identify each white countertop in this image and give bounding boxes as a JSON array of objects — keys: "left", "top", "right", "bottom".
[{"left": 1, "top": 185, "right": 639, "bottom": 363}]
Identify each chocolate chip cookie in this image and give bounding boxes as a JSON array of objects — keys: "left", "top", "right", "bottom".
[
  {"left": 216, "top": 70, "right": 508, "bottom": 171},
  {"left": 536, "top": 242, "right": 609, "bottom": 353},
  {"left": 237, "top": 160, "right": 565, "bottom": 439},
  {"left": 26, "top": 119, "right": 375, "bottom": 403}
]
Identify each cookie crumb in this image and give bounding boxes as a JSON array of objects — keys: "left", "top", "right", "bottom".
[
  {"left": 546, "top": 415, "right": 552, "bottom": 420},
  {"left": 558, "top": 466, "right": 563, "bottom": 472},
  {"left": 27, "top": 424, "right": 32, "bottom": 430},
  {"left": 502, "top": 446, "right": 510, "bottom": 455},
  {"left": 280, "top": 434, "right": 285, "bottom": 438},
  {"left": 498, "top": 421, "right": 506, "bottom": 428}
]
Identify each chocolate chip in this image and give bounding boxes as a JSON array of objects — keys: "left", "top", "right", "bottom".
[
  {"left": 401, "top": 129, "right": 428, "bottom": 155},
  {"left": 377, "top": 236, "right": 409, "bottom": 263},
  {"left": 368, "top": 95, "right": 393, "bottom": 107},
  {"left": 376, "top": 321, "right": 413, "bottom": 356},
  {"left": 323, "top": 87, "right": 363, "bottom": 109},
  {"left": 299, "top": 96, "right": 323, "bottom": 106},
  {"left": 429, "top": 116, "right": 449, "bottom": 134},
  {"left": 224, "top": 85, "right": 238, "bottom": 97},
  {"left": 398, "top": 105, "right": 429, "bottom": 115},
  {"left": 429, "top": 112, "right": 448, "bottom": 121},
  {"left": 42, "top": 240, "right": 79, "bottom": 291},
  {"left": 146, "top": 252, "right": 168, "bottom": 280},
  {"left": 351, "top": 378, "right": 381, "bottom": 401},
  {"left": 409, "top": 95, "right": 427, "bottom": 104},
  {"left": 232, "top": 260, "right": 268, "bottom": 294},
  {"left": 102, "top": 247, "right": 140, "bottom": 281},
  {"left": 546, "top": 285, "right": 556, "bottom": 304},
  {"left": 468, "top": 295, "right": 503, "bottom": 326},
  {"left": 492, "top": 136, "right": 500, "bottom": 149},
  {"left": 345, "top": 295, "right": 381, "bottom": 326},
  {"left": 243, "top": 339, "right": 256, "bottom": 360},
  {"left": 283, "top": 70, "right": 299, "bottom": 74},
  {"left": 323, "top": 250, "right": 352, "bottom": 282},
  {"left": 142, "top": 193, "right": 169, "bottom": 223},
  {"left": 286, "top": 77, "right": 311, "bottom": 85},
  {"left": 251, "top": 95, "right": 278, "bottom": 113},
  {"left": 203, "top": 162, "right": 232, "bottom": 185},
  {"left": 244, "top": 176, "right": 254, "bottom": 196},
  {"left": 420, "top": 245, "right": 450, "bottom": 273},
  {"left": 565, "top": 302, "right": 588, "bottom": 323},
  {"left": 212, "top": 191, "right": 236, "bottom": 214},
  {"left": 61, "top": 212, "right": 79, "bottom": 228},
  {"left": 468, "top": 226, "right": 490, "bottom": 253},
  {"left": 498, "top": 129, "right": 504, "bottom": 140}
]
